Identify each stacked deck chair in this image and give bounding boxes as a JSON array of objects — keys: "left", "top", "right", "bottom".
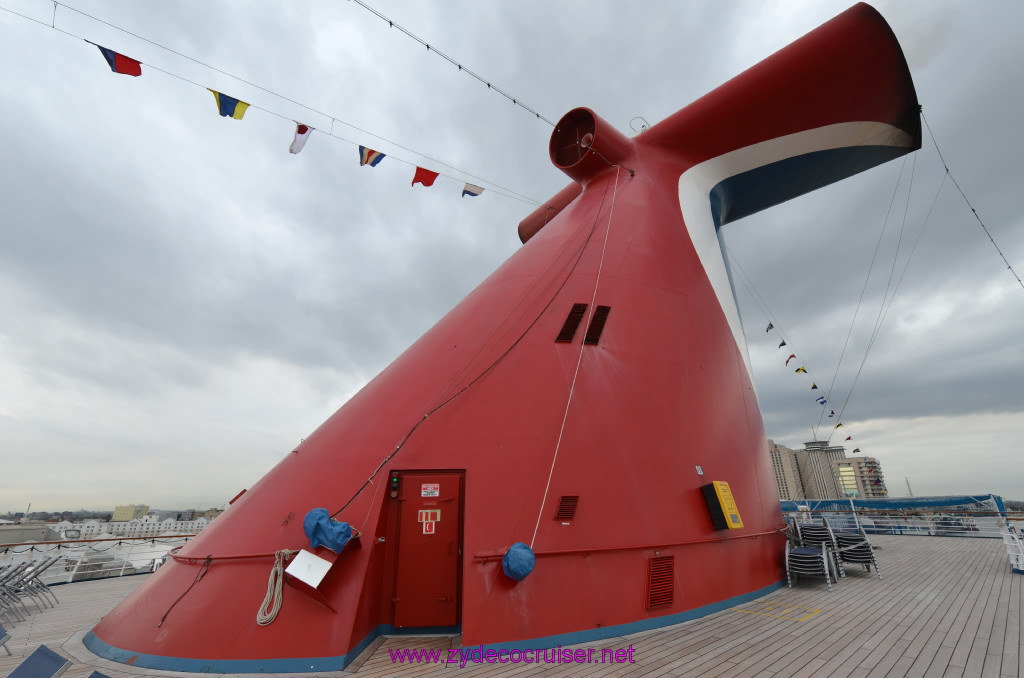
[
  {"left": 784, "top": 540, "right": 837, "bottom": 592},
  {"left": 795, "top": 518, "right": 845, "bottom": 578},
  {"left": 835, "top": 524, "right": 882, "bottom": 579},
  {"left": 0, "top": 563, "right": 31, "bottom": 622},
  {"left": 0, "top": 557, "right": 61, "bottom": 621},
  {"left": 22, "top": 557, "right": 60, "bottom": 607}
]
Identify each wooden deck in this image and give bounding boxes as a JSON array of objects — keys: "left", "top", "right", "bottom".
[{"left": 1, "top": 535, "right": 1019, "bottom": 677}]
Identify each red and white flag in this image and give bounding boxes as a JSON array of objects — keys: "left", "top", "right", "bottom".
[{"left": 289, "top": 123, "right": 313, "bottom": 154}]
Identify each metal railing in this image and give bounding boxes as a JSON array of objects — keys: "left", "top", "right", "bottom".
[
  {"left": 784, "top": 508, "right": 1014, "bottom": 539},
  {"left": 0, "top": 535, "right": 195, "bottom": 585}
]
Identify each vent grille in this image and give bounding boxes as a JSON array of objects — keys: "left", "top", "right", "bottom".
[
  {"left": 556, "top": 304, "right": 588, "bottom": 342},
  {"left": 583, "top": 305, "right": 611, "bottom": 345},
  {"left": 554, "top": 495, "right": 579, "bottom": 521},
  {"left": 646, "top": 556, "right": 675, "bottom": 608}
]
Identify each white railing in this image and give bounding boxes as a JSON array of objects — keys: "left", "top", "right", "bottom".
[
  {"left": 1003, "top": 518, "right": 1024, "bottom": 572},
  {"left": 0, "top": 535, "right": 195, "bottom": 585},
  {"left": 787, "top": 508, "right": 1009, "bottom": 539}
]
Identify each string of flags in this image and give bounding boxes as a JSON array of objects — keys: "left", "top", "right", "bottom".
[
  {"left": 763, "top": 320, "right": 863, "bottom": 453},
  {"left": 90, "top": 43, "right": 489, "bottom": 199}
]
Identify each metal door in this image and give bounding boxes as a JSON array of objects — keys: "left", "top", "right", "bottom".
[{"left": 393, "top": 472, "right": 462, "bottom": 627}]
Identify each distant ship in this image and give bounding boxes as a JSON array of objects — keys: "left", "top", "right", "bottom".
[{"left": 86, "top": 3, "right": 921, "bottom": 672}]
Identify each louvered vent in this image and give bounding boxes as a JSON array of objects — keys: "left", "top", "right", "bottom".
[
  {"left": 583, "top": 305, "right": 611, "bottom": 345},
  {"left": 554, "top": 495, "right": 579, "bottom": 521},
  {"left": 646, "top": 556, "right": 675, "bottom": 609},
  {"left": 556, "top": 303, "right": 588, "bottom": 342}
]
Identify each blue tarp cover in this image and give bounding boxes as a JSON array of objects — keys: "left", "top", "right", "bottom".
[
  {"left": 502, "top": 542, "right": 535, "bottom": 582},
  {"left": 303, "top": 508, "right": 352, "bottom": 553}
]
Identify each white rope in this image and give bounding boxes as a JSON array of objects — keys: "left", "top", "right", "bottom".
[
  {"left": 530, "top": 167, "right": 623, "bottom": 549},
  {"left": 256, "top": 549, "right": 298, "bottom": 626}
]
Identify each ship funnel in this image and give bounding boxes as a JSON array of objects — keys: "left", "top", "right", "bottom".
[{"left": 549, "top": 107, "right": 633, "bottom": 184}]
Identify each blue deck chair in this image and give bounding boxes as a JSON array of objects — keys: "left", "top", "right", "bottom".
[
  {"left": 0, "top": 620, "right": 11, "bottom": 655},
  {"left": 785, "top": 541, "right": 836, "bottom": 592},
  {"left": 835, "top": 525, "right": 883, "bottom": 579},
  {"left": 87, "top": 672, "right": 112, "bottom": 678},
  {"left": 8, "top": 644, "right": 71, "bottom": 678},
  {"left": 795, "top": 518, "right": 845, "bottom": 578}
]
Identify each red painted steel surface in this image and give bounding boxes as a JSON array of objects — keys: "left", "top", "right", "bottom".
[
  {"left": 91, "top": 3, "right": 920, "bottom": 668},
  {"left": 392, "top": 473, "right": 462, "bottom": 627}
]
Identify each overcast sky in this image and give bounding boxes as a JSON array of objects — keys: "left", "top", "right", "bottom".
[{"left": 1, "top": 0, "right": 1021, "bottom": 512}]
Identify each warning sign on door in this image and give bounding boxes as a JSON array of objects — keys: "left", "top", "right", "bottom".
[{"left": 421, "top": 483, "right": 440, "bottom": 497}]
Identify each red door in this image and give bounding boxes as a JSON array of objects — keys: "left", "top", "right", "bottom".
[{"left": 393, "top": 472, "right": 463, "bottom": 627}]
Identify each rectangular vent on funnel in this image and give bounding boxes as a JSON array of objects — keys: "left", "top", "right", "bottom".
[
  {"left": 583, "top": 306, "right": 611, "bottom": 345},
  {"left": 646, "top": 556, "right": 675, "bottom": 608},
  {"left": 556, "top": 304, "right": 588, "bottom": 342},
  {"left": 554, "top": 495, "right": 579, "bottom": 521}
]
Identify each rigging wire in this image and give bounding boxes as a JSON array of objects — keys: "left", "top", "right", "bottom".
[
  {"left": 530, "top": 167, "right": 623, "bottom": 550},
  {"left": 0, "top": 1, "right": 543, "bottom": 206},
  {"left": 828, "top": 155, "right": 917, "bottom": 440},
  {"left": 346, "top": 0, "right": 556, "bottom": 126},
  {"left": 813, "top": 156, "right": 908, "bottom": 438},
  {"left": 922, "top": 112, "right": 1024, "bottom": 293},
  {"left": 329, "top": 172, "right": 623, "bottom": 521},
  {"left": 828, "top": 160, "right": 950, "bottom": 441}
]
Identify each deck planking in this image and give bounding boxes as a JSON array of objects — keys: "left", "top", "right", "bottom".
[{"left": 0, "top": 535, "right": 1020, "bottom": 677}]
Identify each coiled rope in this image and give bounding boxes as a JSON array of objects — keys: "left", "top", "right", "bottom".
[{"left": 256, "top": 549, "right": 299, "bottom": 626}]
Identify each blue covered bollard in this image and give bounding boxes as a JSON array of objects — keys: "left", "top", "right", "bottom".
[
  {"left": 303, "top": 508, "right": 353, "bottom": 553},
  {"left": 502, "top": 542, "right": 535, "bottom": 582}
]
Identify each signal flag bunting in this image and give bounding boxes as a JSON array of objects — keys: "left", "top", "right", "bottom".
[
  {"left": 412, "top": 167, "right": 439, "bottom": 187},
  {"left": 290, "top": 123, "right": 313, "bottom": 154},
  {"left": 93, "top": 44, "right": 141, "bottom": 76},
  {"left": 208, "top": 90, "right": 249, "bottom": 119},
  {"left": 359, "top": 146, "right": 385, "bottom": 167}
]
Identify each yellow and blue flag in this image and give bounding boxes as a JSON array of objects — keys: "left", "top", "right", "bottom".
[{"left": 208, "top": 89, "right": 249, "bottom": 119}]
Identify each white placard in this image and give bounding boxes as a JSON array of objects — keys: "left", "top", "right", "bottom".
[{"left": 284, "top": 549, "right": 332, "bottom": 588}]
